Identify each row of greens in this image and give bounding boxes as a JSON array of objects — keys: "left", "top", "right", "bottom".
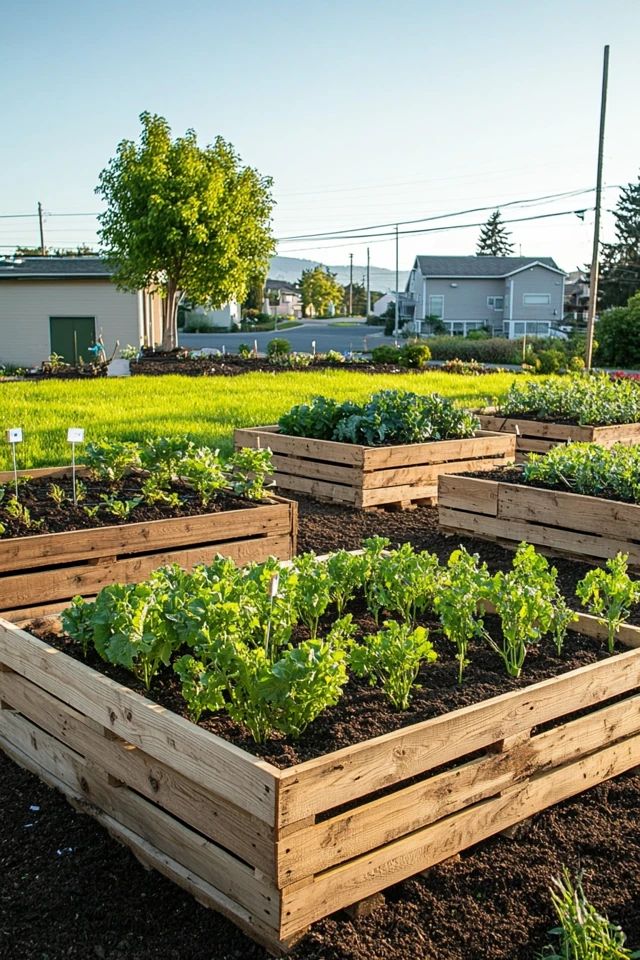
[
  {"left": 0, "top": 437, "right": 274, "bottom": 538},
  {"left": 60, "top": 542, "right": 640, "bottom": 744},
  {"left": 499, "top": 374, "right": 640, "bottom": 426},
  {"left": 278, "top": 390, "right": 480, "bottom": 446},
  {"left": 523, "top": 442, "right": 640, "bottom": 505}
]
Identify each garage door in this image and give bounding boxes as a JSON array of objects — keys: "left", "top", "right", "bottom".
[{"left": 49, "top": 317, "right": 96, "bottom": 365}]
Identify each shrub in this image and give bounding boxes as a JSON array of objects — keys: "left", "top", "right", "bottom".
[
  {"left": 237, "top": 343, "right": 252, "bottom": 359},
  {"left": 466, "top": 329, "right": 491, "bottom": 340},
  {"left": 596, "top": 292, "right": 640, "bottom": 367},
  {"left": 266, "top": 338, "right": 291, "bottom": 358},
  {"left": 535, "top": 349, "right": 566, "bottom": 374},
  {"left": 426, "top": 336, "right": 522, "bottom": 364},
  {"left": 371, "top": 345, "right": 402, "bottom": 364},
  {"left": 400, "top": 342, "right": 431, "bottom": 368}
]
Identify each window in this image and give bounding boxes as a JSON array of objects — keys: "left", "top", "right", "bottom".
[
  {"left": 523, "top": 293, "right": 550, "bottom": 305},
  {"left": 487, "top": 296, "right": 504, "bottom": 310},
  {"left": 428, "top": 294, "right": 444, "bottom": 318},
  {"left": 452, "top": 322, "right": 464, "bottom": 336}
]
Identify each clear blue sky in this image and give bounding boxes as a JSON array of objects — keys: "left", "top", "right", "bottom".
[{"left": 1, "top": 0, "right": 638, "bottom": 280}]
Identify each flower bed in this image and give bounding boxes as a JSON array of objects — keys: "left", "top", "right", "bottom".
[
  {"left": 235, "top": 391, "right": 515, "bottom": 509},
  {"left": 478, "top": 376, "right": 640, "bottom": 461},
  {"left": 2, "top": 545, "right": 640, "bottom": 952},
  {"left": 0, "top": 438, "right": 297, "bottom": 617}
]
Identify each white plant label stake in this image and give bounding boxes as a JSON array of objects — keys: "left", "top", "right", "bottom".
[
  {"left": 311, "top": 339, "right": 317, "bottom": 357},
  {"left": 6, "top": 427, "right": 23, "bottom": 498},
  {"left": 67, "top": 428, "right": 85, "bottom": 505}
]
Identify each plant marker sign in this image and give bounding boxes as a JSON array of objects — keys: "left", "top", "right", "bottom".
[
  {"left": 6, "top": 427, "right": 23, "bottom": 498},
  {"left": 67, "top": 428, "right": 85, "bottom": 505}
]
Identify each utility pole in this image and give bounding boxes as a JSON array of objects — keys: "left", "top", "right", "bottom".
[
  {"left": 366, "top": 247, "right": 371, "bottom": 318},
  {"left": 393, "top": 224, "right": 399, "bottom": 337},
  {"left": 348, "top": 253, "right": 353, "bottom": 316},
  {"left": 585, "top": 44, "right": 610, "bottom": 370},
  {"left": 37, "top": 201, "right": 45, "bottom": 254}
]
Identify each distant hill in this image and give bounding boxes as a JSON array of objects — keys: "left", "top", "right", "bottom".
[{"left": 269, "top": 255, "right": 409, "bottom": 292}]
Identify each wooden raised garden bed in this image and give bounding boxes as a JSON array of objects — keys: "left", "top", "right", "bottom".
[
  {"left": 1, "top": 611, "right": 640, "bottom": 954},
  {"left": 0, "top": 466, "right": 297, "bottom": 618},
  {"left": 233, "top": 426, "right": 515, "bottom": 509},
  {"left": 438, "top": 473, "right": 640, "bottom": 568},
  {"left": 477, "top": 414, "right": 640, "bottom": 463}
]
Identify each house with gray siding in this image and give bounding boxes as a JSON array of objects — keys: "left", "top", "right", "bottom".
[{"left": 401, "top": 255, "right": 566, "bottom": 339}]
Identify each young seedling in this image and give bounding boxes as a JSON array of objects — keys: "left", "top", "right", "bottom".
[
  {"left": 576, "top": 553, "right": 640, "bottom": 654},
  {"left": 434, "top": 547, "right": 491, "bottom": 684},
  {"left": 350, "top": 620, "right": 437, "bottom": 710}
]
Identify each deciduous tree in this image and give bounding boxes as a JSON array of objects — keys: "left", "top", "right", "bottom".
[
  {"left": 96, "top": 112, "right": 275, "bottom": 350},
  {"left": 300, "top": 266, "right": 344, "bottom": 316}
]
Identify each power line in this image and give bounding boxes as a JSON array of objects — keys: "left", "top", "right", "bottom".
[{"left": 276, "top": 187, "right": 610, "bottom": 243}]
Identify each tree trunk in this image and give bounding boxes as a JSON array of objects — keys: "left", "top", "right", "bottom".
[{"left": 161, "top": 282, "right": 180, "bottom": 351}]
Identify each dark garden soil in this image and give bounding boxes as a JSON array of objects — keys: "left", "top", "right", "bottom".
[
  {"left": 2, "top": 497, "right": 640, "bottom": 958},
  {"left": 464, "top": 464, "right": 640, "bottom": 507},
  {"left": 130, "top": 355, "right": 431, "bottom": 377},
  {"left": 0, "top": 473, "right": 257, "bottom": 539}
]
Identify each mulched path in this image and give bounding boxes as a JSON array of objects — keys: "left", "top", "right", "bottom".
[{"left": 1, "top": 496, "right": 639, "bottom": 959}]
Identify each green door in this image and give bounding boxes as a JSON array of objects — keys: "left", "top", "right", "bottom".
[{"left": 49, "top": 317, "right": 96, "bottom": 364}]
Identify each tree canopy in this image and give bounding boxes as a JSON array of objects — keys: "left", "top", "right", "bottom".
[
  {"left": 476, "top": 210, "right": 514, "bottom": 257},
  {"left": 596, "top": 291, "right": 640, "bottom": 367},
  {"left": 598, "top": 172, "right": 640, "bottom": 309},
  {"left": 300, "top": 266, "right": 344, "bottom": 316},
  {"left": 96, "top": 112, "right": 275, "bottom": 349}
]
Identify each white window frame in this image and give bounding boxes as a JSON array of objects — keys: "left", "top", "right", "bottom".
[
  {"left": 487, "top": 296, "right": 504, "bottom": 310},
  {"left": 523, "top": 293, "right": 550, "bottom": 306},
  {"left": 428, "top": 294, "right": 444, "bottom": 319}
]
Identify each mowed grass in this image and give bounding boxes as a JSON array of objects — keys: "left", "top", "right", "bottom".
[{"left": 0, "top": 369, "right": 521, "bottom": 469}]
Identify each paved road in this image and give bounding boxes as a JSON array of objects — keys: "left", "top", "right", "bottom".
[{"left": 180, "top": 322, "right": 397, "bottom": 355}]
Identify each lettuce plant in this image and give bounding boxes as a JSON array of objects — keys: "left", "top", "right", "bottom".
[{"left": 350, "top": 620, "right": 437, "bottom": 710}]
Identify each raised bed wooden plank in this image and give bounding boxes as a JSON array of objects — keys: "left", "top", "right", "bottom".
[
  {"left": 0, "top": 533, "right": 293, "bottom": 611},
  {"left": 361, "top": 432, "right": 514, "bottom": 470},
  {"left": 276, "top": 690, "right": 640, "bottom": 883},
  {"left": 0, "top": 619, "right": 279, "bottom": 824},
  {"left": 497, "top": 484, "right": 640, "bottom": 543},
  {"left": 276, "top": 641, "right": 640, "bottom": 826},
  {"left": 279, "top": 732, "right": 640, "bottom": 936},
  {"left": 270, "top": 454, "right": 359, "bottom": 486},
  {"left": 0, "top": 670, "right": 275, "bottom": 873},
  {"left": 0, "top": 503, "right": 294, "bottom": 574},
  {"left": 437, "top": 475, "right": 499, "bottom": 515},
  {"left": 438, "top": 507, "right": 640, "bottom": 568},
  {"left": 235, "top": 427, "right": 365, "bottom": 467},
  {"left": 477, "top": 416, "right": 595, "bottom": 441},
  {"left": 0, "top": 717, "right": 285, "bottom": 952}
]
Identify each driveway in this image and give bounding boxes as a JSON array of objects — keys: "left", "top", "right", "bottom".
[{"left": 179, "top": 322, "right": 398, "bottom": 355}]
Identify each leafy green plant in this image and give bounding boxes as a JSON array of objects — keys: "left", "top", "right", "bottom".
[
  {"left": 3, "top": 496, "right": 38, "bottom": 530},
  {"left": 176, "top": 449, "right": 227, "bottom": 506},
  {"left": 576, "top": 553, "right": 640, "bottom": 654},
  {"left": 434, "top": 547, "right": 491, "bottom": 684},
  {"left": 48, "top": 482, "right": 66, "bottom": 505},
  {"left": 326, "top": 549, "right": 366, "bottom": 614},
  {"left": 366, "top": 542, "right": 440, "bottom": 625},
  {"left": 83, "top": 503, "right": 102, "bottom": 520},
  {"left": 400, "top": 342, "right": 431, "bottom": 369},
  {"left": 141, "top": 474, "right": 180, "bottom": 507},
  {"left": 61, "top": 596, "right": 95, "bottom": 657},
  {"left": 99, "top": 494, "right": 143, "bottom": 519},
  {"left": 538, "top": 867, "right": 640, "bottom": 959},
  {"left": 225, "top": 447, "right": 273, "bottom": 500},
  {"left": 523, "top": 443, "right": 640, "bottom": 505},
  {"left": 278, "top": 390, "right": 479, "bottom": 446},
  {"left": 371, "top": 345, "right": 402, "bottom": 365},
  {"left": 486, "top": 543, "right": 560, "bottom": 678},
  {"left": 85, "top": 439, "right": 141, "bottom": 482},
  {"left": 500, "top": 374, "right": 640, "bottom": 426},
  {"left": 293, "top": 553, "right": 332, "bottom": 639},
  {"left": 350, "top": 620, "right": 437, "bottom": 709}
]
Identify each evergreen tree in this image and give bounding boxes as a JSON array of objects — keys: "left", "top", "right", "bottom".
[
  {"left": 476, "top": 210, "right": 514, "bottom": 256},
  {"left": 598, "top": 173, "right": 640, "bottom": 308}
]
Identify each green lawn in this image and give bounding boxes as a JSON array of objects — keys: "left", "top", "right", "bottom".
[{"left": 0, "top": 369, "right": 521, "bottom": 469}]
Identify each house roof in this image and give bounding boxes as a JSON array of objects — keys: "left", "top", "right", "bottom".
[
  {"left": 265, "top": 278, "right": 300, "bottom": 294},
  {"left": 414, "top": 255, "right": 563, "bottom": 278},
  {"left": 0, "top": 256, "right": 114, "bottom": 280}
]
